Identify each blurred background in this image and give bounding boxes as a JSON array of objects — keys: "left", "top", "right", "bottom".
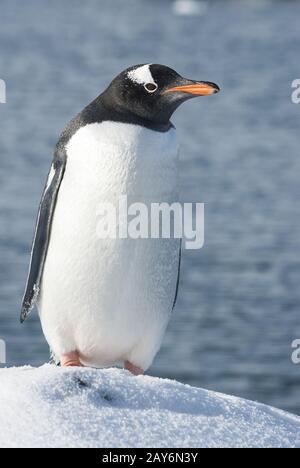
[{"left": 1, "top": 0, "right": 300, "bottom": 414}]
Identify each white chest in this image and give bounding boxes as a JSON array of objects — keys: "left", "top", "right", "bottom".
[{"left": 64, "top": 121, "right": 179, "bottom": 201}]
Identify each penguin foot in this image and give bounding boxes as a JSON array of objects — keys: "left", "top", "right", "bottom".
[
  {"left": 124, "top": 360, "right": 144, "bottom": 375},
  {"left": 61, "top": 352, "right": 83, "bottom": 367}
]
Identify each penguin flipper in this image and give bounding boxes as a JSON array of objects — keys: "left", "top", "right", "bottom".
[
  {"left": 20, "top": 151, "right": 66, "bottom": 323},
  {"left": 172, "top": 239, "right": 182, "bottom": 311}
]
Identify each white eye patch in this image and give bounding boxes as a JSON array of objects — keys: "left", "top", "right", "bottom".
[{"left": 127, "top": 64, "right": 157, "bottom": 91}]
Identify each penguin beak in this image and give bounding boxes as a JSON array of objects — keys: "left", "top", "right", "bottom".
[{"left": 163, "top": 81, "right": 220, "bottom": 96}]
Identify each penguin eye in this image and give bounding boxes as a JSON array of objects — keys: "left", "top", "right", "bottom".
[{"left": 144, "top": 82, "right": 158, "bottom": 93}]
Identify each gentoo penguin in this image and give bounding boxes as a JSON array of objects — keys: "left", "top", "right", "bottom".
[{"left": 21, "top": 64, "right": 219, "bottom": 374}]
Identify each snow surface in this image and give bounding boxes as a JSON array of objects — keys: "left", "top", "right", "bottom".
[{"left": 0, "top": 365, "right": 299, "bottom": 448}]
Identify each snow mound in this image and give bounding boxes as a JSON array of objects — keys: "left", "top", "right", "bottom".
[{"left": 0, "top": 365, "right": 299, "bottom": 448}]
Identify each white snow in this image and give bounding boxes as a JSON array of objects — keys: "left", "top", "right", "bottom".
[{"left": 0, "top": 365, "right": 299, "bottom": 448}]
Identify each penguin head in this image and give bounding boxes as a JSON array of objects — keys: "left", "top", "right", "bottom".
[{"left": 102, "top": 64, "right": 220, "bottom": 125}]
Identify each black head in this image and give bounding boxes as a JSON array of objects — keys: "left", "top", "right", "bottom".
[{"left": 100, "top": 64, "right": 220, "bottom": 126}]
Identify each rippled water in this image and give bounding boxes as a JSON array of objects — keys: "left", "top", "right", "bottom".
[{"left": 1, "top": 0, "right": 300, "bottom": 415}]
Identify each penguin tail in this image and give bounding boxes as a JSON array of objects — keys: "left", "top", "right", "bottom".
[{"left": 49, "top": 350, "right": 60, "bottom": 366}]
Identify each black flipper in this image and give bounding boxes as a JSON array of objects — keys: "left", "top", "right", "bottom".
[{"left": 20, "top": 151, "right": 66, "bottom": 323}]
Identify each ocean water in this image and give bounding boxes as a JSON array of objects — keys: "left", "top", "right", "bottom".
[{"left": 1, "top": 0, "right": 300, "bottom": 415}]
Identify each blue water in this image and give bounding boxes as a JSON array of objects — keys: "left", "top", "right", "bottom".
[{"left": 1, "top": 0, "right": 300, "bottom": 415}]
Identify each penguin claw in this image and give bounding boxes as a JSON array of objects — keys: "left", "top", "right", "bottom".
[
  {"left": 61, "top": 352, "right": 83, "bottom": 367},
  {"left": 124, "top": 361, "right": 144, "bottom": 376},
  {"left": 63, "top": 360, "right": 83, "bottom": 367}
]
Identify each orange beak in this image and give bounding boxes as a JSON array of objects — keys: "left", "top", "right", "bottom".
[{"left": 163, "top": 82, "right": 220, "bottom": 96}]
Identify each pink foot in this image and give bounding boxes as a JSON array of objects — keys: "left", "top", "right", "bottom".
[
  {"left": 124, "top": 360, "right": 144, "bottom": 376},
  {"left": 61, "top": 351, "right": 83, "bottom": 367}
]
